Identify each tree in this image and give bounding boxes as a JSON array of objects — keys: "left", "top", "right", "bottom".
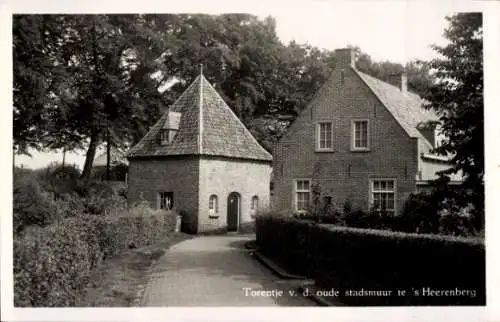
[
  {"left": 423, "top": 13, "right": 484, "bottom": 228},
  {"left": 13, "top": 15, "right": 71, "bottom": 155},
  {"left": 155, "top": 14, "right": 331, "bottom": 151},
  {"left": 13, "top": 15, "right": 172, "bottom": 178}
]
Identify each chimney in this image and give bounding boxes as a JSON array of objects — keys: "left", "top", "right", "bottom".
[
  {"left": 334, "top": 48, "right": 355, "bottom": 69},
  {"left": 388, "top": 73, "right": 407, "bottom": 92}
]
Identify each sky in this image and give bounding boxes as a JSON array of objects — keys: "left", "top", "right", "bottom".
[{"left": 9, "top": 1, "right": 481, "bottom": 169}]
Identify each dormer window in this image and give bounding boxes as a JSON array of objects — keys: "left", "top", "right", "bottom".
[
  {"left": 160, "top": 110, "right": 181, "bottom": 146},
  {"left": 160, "top": 129, "right": 177, "bottom": 145}
]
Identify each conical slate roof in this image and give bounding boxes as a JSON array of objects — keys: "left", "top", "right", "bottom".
[{"left": 127, "top": 74, "right": 273, "bottom": 162}]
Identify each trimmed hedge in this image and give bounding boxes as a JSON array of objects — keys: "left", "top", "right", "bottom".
[
  {"left": 256, "top": 214, "right": 485, "bottom": 306},
  {"left": 14, "top": 210, "right": 178, "bottom": 307}
]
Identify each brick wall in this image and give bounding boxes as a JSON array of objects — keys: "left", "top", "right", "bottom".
[
  {"left": 127, "top": 156, "right": 199, "bottom": 232},
  {"left": 198, "top": 157, "right": 271, "bottom": 232},
  {"left": 273, "top": 67, "right": 418, "bottom": 214}
]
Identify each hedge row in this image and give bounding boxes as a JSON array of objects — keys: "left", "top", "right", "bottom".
[
  {"left": 14, "top": 210, "right": 178, "bottom": 307},
  {"left": 256, "top": 214, "right": 485, "bottom": 306}
]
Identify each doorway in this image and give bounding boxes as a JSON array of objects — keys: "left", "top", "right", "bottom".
[{"left": 227, "top": 192, "right": 241, "bottom": 232}]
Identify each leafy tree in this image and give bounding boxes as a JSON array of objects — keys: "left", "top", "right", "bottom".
[
  {"left": 155, "top": 15, "right": 331, "bottom": 151},
  {"left": 423, "top": 13, "right": 484, "bottom": 229},
  {"left": 13, "top": 15, "right": 171, "bottom": 178},
  {"left": 13, "top": 15, "right": 70, "bottom": 155},
  {"left": 15, "top": 14, "right": 438, "bottom": 172}
]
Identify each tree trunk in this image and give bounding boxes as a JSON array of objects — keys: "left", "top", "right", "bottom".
[
  {"left": 81, "top": 130, "right": 99, "bottom": 180},
  {"left": 106, "top": 130, "right": 110, "bottom": 181},
  {"left": 62, "top": 147, "right": 66, "bottom": 169}
]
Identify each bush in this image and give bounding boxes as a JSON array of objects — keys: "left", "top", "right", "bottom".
[
  {"left": 13, "top": 173, "right": 60, "bottom": 233},
  {"left": 256, "top": 214, "right": 485, "bottom": 306},
  {"left": 14, "top": 165, "right": 128, "bottom": 222},
  {"left": 34, "top": 163, "right": 81, "bottom": 196},
  {"left": 13, "top": 207, "right": 178, "bottom": 307},
  {"left": 297, "top": 193, "right": 478, "bottom": 237},
  {"left": 52, "top": 193, "right": 84, "bottom": 218},
  {"left": 439, "top": 213, "right": 477, "bottom": 237}
]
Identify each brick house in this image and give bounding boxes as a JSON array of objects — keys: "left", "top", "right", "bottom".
[
  {"left": 272, "top": 48, "right": 461, "bottom": 215},
  {"left": 127, "top": 72, "right": 273, "bottom": 233}
]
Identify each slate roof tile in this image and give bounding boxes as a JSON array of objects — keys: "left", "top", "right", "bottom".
[
  {"left": 127, "top": 74, "right": 272, "bottom": 161},
  {"left": 354, "top": 70, "right": 438, "bottom": 146}
]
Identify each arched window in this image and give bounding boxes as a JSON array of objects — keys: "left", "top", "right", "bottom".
[
  {"left": 251, "top": 195, "right": 259, "bottom": 210},
  {"left": 209, "top": 194, "right": 218, "bottom": 212}
]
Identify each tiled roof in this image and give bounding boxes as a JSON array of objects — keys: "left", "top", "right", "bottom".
[
  {"left": 94, "top": 148, "right": 128, "bottom": 167},
  {"left": 127, "top": 75, "right": 272, "bottom": 161},
  {"left": 354, "top": 70, "right": 438, "bottom": 145}
]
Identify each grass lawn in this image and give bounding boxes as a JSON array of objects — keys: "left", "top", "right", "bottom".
[{"left": 76, "top": 232, "right": 193, "bottom": 306}]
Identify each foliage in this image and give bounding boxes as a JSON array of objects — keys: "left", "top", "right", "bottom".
[
  {"left": 33, "top": 162, "right": 81, "bottom": 196},
  {"left": 13, "top": 171, "right": 60, "bottom": 233},
  {"left": 14, "top": 14, "right": 436, "bottom": 170},
  {"left": 13, "top": 208, "right": 178, "bottom": 307},
  {"left": 13, "top": 14, "right": 170, "bottom": 177},
  {"left": 294, "top": 179, "right": 478, "bottom": 237},
  {"left": 256, "top": 214, "right": 485, "bottom": 305},
  {"left": 423, "top": 13, "right": 484, "bottom": 229},
  {"left": 13, "top": 165, "right": 129, "bottom": 233},
  {"left": 398, "top": 193, "right": 440, "bottom": 234}
]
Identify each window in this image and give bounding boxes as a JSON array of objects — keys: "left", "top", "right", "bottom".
[
  {"left": 160, "top": 129, "right": 177, "bottom": 145},
  {"left": 317, "top": 122, "right": 333, "bottom": 150},
  {"left": 370, "top": 180, "right": 395, "bottom": 214},
  {"left": 295, "top": 179, "right": 311, "bottom": 211},
  {"left": 352, "top": 120, "right": 369, "bottom": 150},
  {"left": 209, "top": 194, "right": 218, "bottom": 212},
  {"left": 251, "top": 196, "right": 259, "bottom": 210},
  {"left": 159, "top": 192, "right": 174, "bottom": 210}
]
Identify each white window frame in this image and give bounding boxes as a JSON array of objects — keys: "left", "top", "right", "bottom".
[
  {"left": 351, "top": 119, "right": 370, "bottom": 151},
  {"left": 209, "top": 194, "right": 218, "bottom": 213},
  {"left": 369, "top": 179, "right": 396, "bottom": 214},
  {"left": 316, "top": 122, "right": 334, "bottom": 151},
  {"left": 293, "top": 179, "right": 312, "bottom": 212},
  {"left": 251, "top": 195, "right": 259, "bottom": 210},
  {"left": 160, "top": 129, "right": 177, "bottom": 145}
]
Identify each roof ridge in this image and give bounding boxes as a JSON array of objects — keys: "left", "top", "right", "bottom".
[
  {"left": 202, "top": 77, "right": 273, "bottom": 159},
  {"left": 356, "top": 69, "right": 420, "bottom": 97},
  {"left": 127, "top": 76, "right": 202, "bottom": 157},
  {"left": 199, "top": 74, "right": 204, "bottom": 154}
]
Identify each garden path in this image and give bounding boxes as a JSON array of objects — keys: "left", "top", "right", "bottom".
[{"left": 141, "top": 234, "right": 315, "bottom": 306}]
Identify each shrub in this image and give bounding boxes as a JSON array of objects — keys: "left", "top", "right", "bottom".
[
  {"left": 256, "top": 214, "right": 485, "bottom": 306},
  {"left": 399, "top": 193, "right": 440, "bottom": 234},
  {"left": 13, "top": 173, "right": 59, "bottom": 233},
  {"left": 343, "top": 199, "right": 352, "bottom": 215},
  {"left": 55, "top": 193, "right": 86, "bottom": 218},
  {"left": 34, "top": 163, "right": 81, "bottom": 196},
  {"left": 439, "top": 213, "right": 477, "bottom": 237},
  {"left": 343, "top": 209, "right": 376, "bottom": 228},
  {"left": 13, "top": 208, "right": 178, "bottom": 307}
]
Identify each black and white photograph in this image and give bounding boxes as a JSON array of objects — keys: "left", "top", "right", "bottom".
[{"left": 1, "top": 0, "right": 498, "bottom": 321}]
